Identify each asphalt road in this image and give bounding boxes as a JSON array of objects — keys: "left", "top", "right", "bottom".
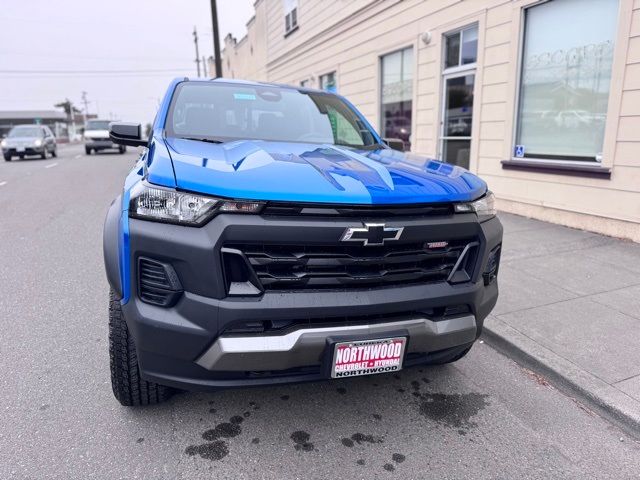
[{"left": 1, "top": 143, "right": 639, "bottom": 479}]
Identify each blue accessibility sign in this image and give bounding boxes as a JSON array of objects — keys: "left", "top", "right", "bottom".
[{"left": 514, "top": 145, "right": 525, "bottom": 158}]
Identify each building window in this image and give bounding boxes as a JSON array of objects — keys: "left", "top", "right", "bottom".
[
  {"left": 319, "top": 72, "right": 337, "bottom": 93},
  {"left": 284, "top": 0, "right": 298, "bottom": 35},
  {"left": 380, "top": 47, "right": 413, "bottom": 150},
  {"left": 440, "top": 25, "right": 478, "bottom": 168},
  {"left": 516, "top": 0, "right": 618, "bottom": 162},
  {"left": 444, "top": 25, "right": 478, "bottom": 69}
]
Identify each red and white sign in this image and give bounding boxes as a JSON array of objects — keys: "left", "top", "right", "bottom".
[{"left": 331, "top": 337, "right": 406, "bottom": 378}]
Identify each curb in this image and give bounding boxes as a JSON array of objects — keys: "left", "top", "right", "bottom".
[{"left": 482, "top": 316, "right": 640, "bottom": 440}]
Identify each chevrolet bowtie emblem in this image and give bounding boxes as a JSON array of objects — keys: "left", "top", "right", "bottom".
[{"left": 340, "top": 223, "right": 404, "bottom": 246}]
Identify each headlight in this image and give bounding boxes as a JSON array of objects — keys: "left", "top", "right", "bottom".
[
  {"left": 1, "top": 139, "right": 6, "bottom": 148},
  {"left": 34, "top": 139, "right": 42, "bottom": 147},
  {"left": 454, "top": 191, "right": 496, "bottom": 222},
  {"left": 129, "top": 182, "right": 264, "bottom": 226}
]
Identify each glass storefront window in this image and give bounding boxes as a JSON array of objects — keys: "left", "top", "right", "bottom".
[
  {"left": 381, "top": 47, "right": 413, "bottom": 150},
  {"left": 516, "top": 0, "right": 618, "bottom": 161}
]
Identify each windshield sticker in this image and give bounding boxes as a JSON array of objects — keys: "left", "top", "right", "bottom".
[{"left": 234, "top": 93, "right": 256, "bottom": 100}]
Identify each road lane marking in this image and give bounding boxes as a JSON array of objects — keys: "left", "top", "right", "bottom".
[
  {"left": 0, "top": 181, "right": 6, "bottom": 186},
  {"left": 75, "top": 154, "right": 81, "bottom": 159},
  {"left": 45, "top": 162, "right": 58, "bottom": 169}
]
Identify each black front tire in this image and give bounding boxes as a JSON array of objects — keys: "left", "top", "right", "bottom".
[
  {"left": 85, "top": 147, "right": 91, "bottom": 155},
  {"left": 41, "top": 149, "right": 47, "bottom": 159},
  {"left": 3, "top": 154, "right": 10, "bottom": 162},
  {"left": 108, "top": 289, "right": 174, "bottom": 406},
  {"left": 51, "top": 147, "right": 57, "bottom": 158},
  {"left": 118, "top": 145, "right": 126, "bottom": 154}
]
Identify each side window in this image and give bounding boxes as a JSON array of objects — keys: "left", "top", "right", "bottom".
[{"left": 326, "top": 106, "right": 364, "bottom": 146}]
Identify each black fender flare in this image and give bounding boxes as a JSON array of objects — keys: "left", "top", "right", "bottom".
[{"left": 103, "top": 195, "right": 123, "bottom": 299}]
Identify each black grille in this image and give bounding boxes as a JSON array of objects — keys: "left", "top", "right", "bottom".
[
  {"left": 262, "top": 202, "right": 454, "bottom": 217},
  {"left": 138, "top": 257, "right": 182, "bottom": 306},
  {"left": 225, "top": 240, "right": 477, "bottom": 291}
]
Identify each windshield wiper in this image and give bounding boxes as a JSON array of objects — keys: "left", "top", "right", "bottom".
[{"left": 179, "top": 136, "right": 224, "bottom": 144}]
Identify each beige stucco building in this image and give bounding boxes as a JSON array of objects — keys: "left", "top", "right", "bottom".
[{"left": 219, "top": 0, "right": 640, "bottom": 241}]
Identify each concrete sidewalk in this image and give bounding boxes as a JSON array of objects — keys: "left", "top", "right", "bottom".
[{"left": 484, "top": 212, "right": 640, "bottom": 434}]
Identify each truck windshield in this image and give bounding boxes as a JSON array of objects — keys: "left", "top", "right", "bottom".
[
  {"left": 9, "top": 126, "right": 42, "bottom": 137},
  {"left": 86, "top": 120, "right": 111, "bottom": 130},
  {"left": 166, "top": 82, "right": 379, "bottom": 148}
]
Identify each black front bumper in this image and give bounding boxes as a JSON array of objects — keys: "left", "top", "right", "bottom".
[{"left": 108, "top": 207, "right": 502, "bottom": 390}]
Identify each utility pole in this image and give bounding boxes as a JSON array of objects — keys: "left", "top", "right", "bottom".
[
  {"left": 210, "top": 0, "right": 222, "bottom": 77},
  {"left": 81, "top": 91, "right": 89, "bottom": 126},
  {"left": 202, "top": 55, "right": 207, "bottom": 77},
  {"left": 193, "top": 27, "right": 201, "bottom": 77}
]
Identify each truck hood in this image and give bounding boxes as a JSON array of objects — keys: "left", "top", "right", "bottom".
[{"left": 163, "top": 138, "right": 486, "bottom": 205}]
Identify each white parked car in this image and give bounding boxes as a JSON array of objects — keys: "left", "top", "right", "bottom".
[{"left": 84, "top": 119, "right": 126, "bottom": 155}]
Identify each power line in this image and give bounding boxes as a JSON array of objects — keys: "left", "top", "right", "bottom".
[{"left": 0, "top": 68, "right": 194, "bottom": 74}]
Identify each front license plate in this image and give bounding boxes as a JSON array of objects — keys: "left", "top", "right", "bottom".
[
  {"left": 331, "top": 337, "right": 406, "bottom": 378},
  {"left": 16, "top": 147, "right": 25, "bottom": 152}
]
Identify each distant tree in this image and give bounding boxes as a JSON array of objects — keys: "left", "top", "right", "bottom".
[{"left": 54, "top": 99, "right": 81, "bottom": 120}]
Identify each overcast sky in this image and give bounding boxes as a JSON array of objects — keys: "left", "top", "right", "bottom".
[{"left": 0, "top": 0, "right": 254, "bottom": 124}]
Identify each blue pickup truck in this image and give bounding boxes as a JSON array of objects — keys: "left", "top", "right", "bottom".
[{"left": 103, "top": 78, "right": 502, "bottom": 406}]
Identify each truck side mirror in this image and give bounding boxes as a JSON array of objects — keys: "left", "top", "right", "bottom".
[
  {"left": 109, "top": 122, "right": 147, "bottom": 147},
  {"left": 383, "top": 138, "right": 405, "bottom": 152}
]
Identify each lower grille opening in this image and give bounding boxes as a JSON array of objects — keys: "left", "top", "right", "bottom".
[
  {"left": 222, "top": 305, "right": 471, "bottom": 335},
  {"left": 138, "top": 257, "right": 183, "bottom": 307}
]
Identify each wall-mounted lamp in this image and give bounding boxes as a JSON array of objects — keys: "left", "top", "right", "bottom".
[{"left": 421, "top": 31, "right": 432, "bottom": 45}]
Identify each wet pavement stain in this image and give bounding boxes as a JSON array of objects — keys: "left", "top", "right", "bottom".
[
  {"left": 251, "top": 437, "right": 260, "bottom": 444},
  {"left": 280, "top": 395, "right": 290, "bottom": 401},
  {"left": 396, "top": 388, "right": 406, "bottom": 393},
  {"left": 336, "top": 387, "right": 347, "bottom": 395},
  {"left": 357, "top": 459, "right": 365, "bottom": 466},
  {"left": 383, "top": 463, "right": 395, "bottom": 472},
  {"left": 392, "top": 453, "right": 405, "bottom": 463},
  {"left": 417, "top": 392, "right": 490, "bottom": 429},
  {"left": 136, "top": 437, "right": 144, "bottom": 444},
  {"left": 209, "top": 408, "right": 216, "bottom": 414},
  {"left": 202, "top": 422, "right": 241, "bottom": 441},
  {"left": 341, "top": 438, "right": 354, "bottom": 448},
  {"left": 186, "top": 414, "right": 247, "bottom": 461},
  {"left": 39, "top": 404, "right": 50, "bottom": 411},
  {"left": 411, "top": 381, "right": 421, "bottom": 391},
  {"left": 185, "top": 441, "right": 229, "bottom": 461},
  {"left": 351, "top": 433, "right": 384, "bottom": 445},
  {"left": 291, "top": 430, "right": 314, "bottom": 452},
  {"left": 372, "top": 413, "right": 382, "bottom": 421}
]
